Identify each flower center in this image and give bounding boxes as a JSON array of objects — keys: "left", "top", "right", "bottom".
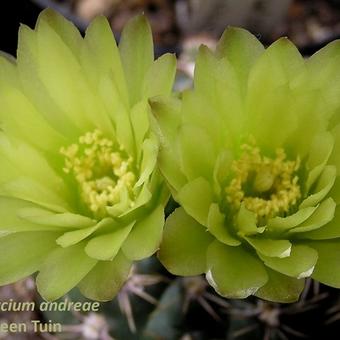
[
  {"left": 225, "top": 143, "right": 301, "bottom": 220},
  {"left": 60, "top": 129, "right": 136, "bottom": 217}
]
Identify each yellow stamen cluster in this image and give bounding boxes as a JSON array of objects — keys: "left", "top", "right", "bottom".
[
  {"left": 225, "top": 143, "right": 301, "bottom": 220},
  {"left": 60, "top": 129, "right": 136, "bottom": 217}
]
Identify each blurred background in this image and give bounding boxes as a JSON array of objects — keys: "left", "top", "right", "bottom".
[
  {"left": 1, "top": 0, "right": 340, "bottom": 339},
  {"left": 3, "top": 0, "right": 340, "bottom": 57}
]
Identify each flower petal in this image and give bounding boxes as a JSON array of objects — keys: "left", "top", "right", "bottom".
[
  {"left": 258, "top": 245, "right": 318, "bottom": 279},
  {"left": 135, "top": 134, "right": 159, "bottom": 187},
  {"left": 304, "top": 131, "right": 334, "bottom": 192},
  {"left": 329, "top": 177, "right": 340, "bottom": 204},
  {"left": 194, "top": 47, "right": 243, "bottom": 139},
  {"left": 78, "top": 250, "right": 131, "bottom": 301},
  {"left": 255, "top": 268, "right": 305, "bottom": 303},
  {"left": 302, "top": 206, "right": 340, "bottom": 240},
  {"left": 85, "top": 222, "right": 134, "bottom": 261},
  {"left": 18, "top": 207, "right": 96, "bottom": 228},
  {"left": 267, "top": 206, "right": 318, "bottom": 232},
  {"left": 17, "top": 25, "right": 80, "bottom": 140},
  {"left": 119, "top": 15, "right": 153, "bottom": 106},
  {"left": 1, "top": 177, "right": 71, "bottom": 213},
  {"left": 98, "top": 75, "right": 135, "bottom": 155},
  {"left": 300, "top": 165, "right": 336, "bottom": 208},
  {"left": 36, "top": 243, "right": 97, "bottom": 301},
  {"left": 308, "top": 240, "right": 340, "bottom": 288},
  {"left": 289, "top": 198, "right": 336, "bottom": 234},
  {"left": 179, "top": 124, "right": 217, "bottom": 181},
  {"left": 0, "top": 136, "right": 70, "bottom": 206},
  {"left": 56, "top": 218, "right": 113, "bottom": 248},
  {"left": 37, "top": 9, "right": 82, "bottom": 58},
  {"left": 0, "top": 231, "right": 59, "bottom": 285},
  {"left": 158, "top": 208, "right": 213, "bottom": 276},
  {"left": 206, "top": 240, "right": 268, "bottom": 298},
  {"left": 216, "top": 26, "right": 264, "bottom": 94},
  {"left": 248, "top": 37, "right": 304, "bottom": 93},
  {"left": 245, "top": 237, "right": 292, "bottom": 258},
  {"left": 302, "top": 40, "right": 340, "bottom": 119},
  {"left": 207, "top": 203, "right": 241, "bottom": 246},
  {"left": 83, "top": 15, "right": 128, "bottom": 105},
  {"left": 236, "top": 204, "right": 264, "bottom": 236},
  {"left": 131, "top": 100, "right": 150, "bottom": 156},
  {"left": 0, "top": 198, "right": 66, "bottom": 233},
  {"left": 143, "top": 53, "right": 176, "bottom": 98},
  {"left": 122, "top": 205, "right": 164, "bottom": 260},
  {"left": 176, "top": 177, "right": 213, "bottom": 226}
]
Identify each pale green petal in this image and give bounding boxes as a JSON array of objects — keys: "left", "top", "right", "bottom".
[
  {"left": 179, "top": 124, "right": 217, "bottom": 181},
  {"left": 245, "top": 237, "right": 292, "bottom": 258},
  {"left": 308, "top": 240, "right": 340, "bottom": 288},
  {"left": 56, "top": 218, "right": 113, "bottom": 247},
  {"left": 0, "top": 136, "right": 70, "bottom": 203},
  {"left": 248, "top": 85, "right": 298, "bottom": 149},
  {"left": 116, "top": 181, "right": 152, "bottom": 219},
  {"left": 83, "top": 15, "right": 128, "bottom": 104},
  {"left": 247, "top": 38, "right": 304, "bottom": 146},
  {"left": 36, "top": 18, "right": 115, "bottom": 135},
  {"left": 18, "top": 207, "right": 95, "bottom": 228},
  {"left": 122, "top": 205, "right": 164, "bottom": 260},
  {"left": 206, "top": 240, "right": 268, "bottom": 298},
  {"left": 301, "top": 206, "right": 340, "bottom": 240},
  {"left": 213, "top": 150, "right": 233, "bottom": 194},
  {"left": 36, "top": 243, "right": 97, "bottom": 301},
  {"left": 194, "top": 47, "right": 243, "bottom": 139},
  {"left": 248, "top": 37, "right": 304, "bottom": 93},
  {"left": 0, "top": 85, "right": 66, "bottom": 151},
  {"left": 150, "top": 96, "right": 181, "bottom": 146},
  {"left": 285, "top": 89, "right": 329, "bottom": 156},
  {"left": 304, "top": 131, "right": 334, "bottom": 192},
  {"left": 329, "top": 177, "right": 340, "bottom": 204},
  {"left": 207, "top": 203, "right": 240, "bottom": 246},
  {"left": 131, "top": 100, "right": 150, "bottom": 156},
  {"left": 255, "top": 268, "right": 305, "bottom": 303},
  {"left": 135, "top": 134, "right": 159, "bottom": 187},
  {"left": 216, "top": 26, "right": 264, "bottom": 94},
  {"left": 0, "top": 231, "right": 59, "bottom": 285},
  {"left": 151, "top": 97, "right": 187, "bottom": 191},
  {"left": 17, "top": 25, "right": 80, "bottom": 140},
  {"left": 119, "top": 15, "right": 153, "bottom": 105},
  {"left": 39, "top": 18, "right": 115, "bottom": 136},
  {"left": 329, "top": 124, "right": 340, "bottom": 167},
  {"left": 300, "top": 165, "right": 336, "bottom": 208},
  {"left": 236, "top": 204, "right": 264, "bottom": 236},
  {"left": 0, "top": 177, "right": 71, "bottom": 213},
  {"left": 176, "top": 177, "right": 213, "bottom": 226},
  {"left": 0, "top": 54, "right": 17, "bottom": 86},
  {"left": 258, "top": 245, "right": 318, "bottom": 279},
  {"left": 143, "top": 53, "right": 176, "bottom": 98},
  {"left": 181, "top": 91, "right": 222, "bottom": 149},
  {"left": 267, "top": 206, "right": 318, "bottom": 233},
  {"left": 37, "top": 8, "right": 82, "bottom": 57},
  {"left": 159, "top": 147, "right": 187, "bottom": 192},
  {"left": 158, "top": 208, "right": 213, "bottom": 276},
  {"left": 0, "top": 198, "right": 65, "bottom": 233},
  {"left": 85, "top": 223, "right": 134, "bottom": 260},
  {"left": 289, "top": 198, "right": 336, "bottom": 234},
  {"left": 35, "top": 19, "right": 94, "bottom": 132},
  {"left": 301, "top": 40, "right": 340, "bottom": 118},
  {"left": 98, "top": 75, "right": 135, "bottom": 155},
  {"left": 78, "top": 251, "right": 131, "bottom": 301},
  {"left": 105, "top": 186, "right": 131, "bottom": 217}
]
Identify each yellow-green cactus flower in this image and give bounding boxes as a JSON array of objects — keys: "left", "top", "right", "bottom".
[
  {"left": 0, "top": 9, "right": 175, "bottom": 301},
  {"left": 156, "top": 27, "right": 340, "bottom": 302}
]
